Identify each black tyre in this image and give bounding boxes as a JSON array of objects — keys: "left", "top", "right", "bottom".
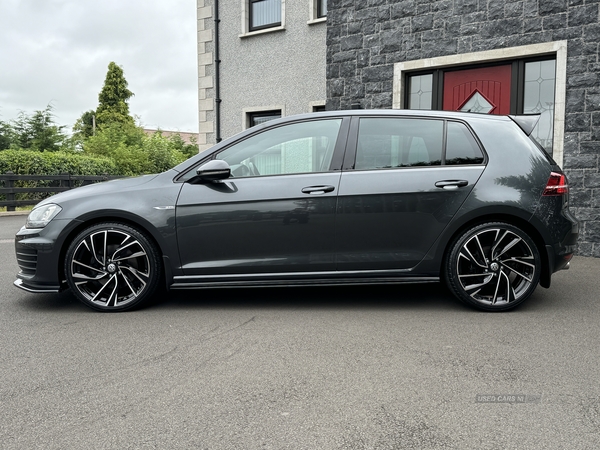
[
  {"left": 64, "top": 223, "right": 162, "bottom": 312},
  {"left": 445, "top": 222, "right": 541, "bottom": 311}
]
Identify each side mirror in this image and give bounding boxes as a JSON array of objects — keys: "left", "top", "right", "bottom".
[{"left": 191, "top": 160, "right": 231, "bottom": 183}]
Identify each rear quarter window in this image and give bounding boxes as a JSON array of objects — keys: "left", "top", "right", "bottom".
[{"left": 445, "top": 121, "right": 484, "bottom": 165}]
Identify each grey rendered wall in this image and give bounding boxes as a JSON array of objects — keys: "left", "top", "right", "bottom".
[
  {"left": 326, "top": 0, "right": 600, "bottom": 257},
  {"left": 199, "top": 0, "right": 327, "bottom": 143}
]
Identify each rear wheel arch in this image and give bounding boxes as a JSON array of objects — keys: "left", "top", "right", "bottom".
[
  {"left": 444, "top": 221, "right": 542, "bottom": 311},
  {"left": 440, "top": 213, "right": 550, "bottom": 288}
]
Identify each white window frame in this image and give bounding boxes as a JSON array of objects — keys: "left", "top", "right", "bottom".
[
  {"left": 241, "top": 0, "right": 286, "bottom": 38},
  {"left": 308, "top": 0, "right": 327, "bottom": 25},
  {"left": 309, "top": 100, "right": 326, "bottom": 112},
  {"left": 392, "top": 41, "right": 568, "bottom": 166}
]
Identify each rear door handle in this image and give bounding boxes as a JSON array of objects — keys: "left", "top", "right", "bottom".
[
  {"left": 301, "top": 185, "right": 335, "bottom": 195},
  {"left": 435, "top": 180, "right": 469, "bottom": 189}
]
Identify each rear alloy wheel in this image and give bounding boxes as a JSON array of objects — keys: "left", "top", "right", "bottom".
[
  {"left": 65, "top": 223, "right": 161, "bottom": 312},
  {"left": 445, "top": 222, "right": 541, "bottom": 311}
]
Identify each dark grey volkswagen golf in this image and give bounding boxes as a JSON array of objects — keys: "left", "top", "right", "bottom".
[{"left": 14, "top": 110, "right": 578, "bottom": 312}]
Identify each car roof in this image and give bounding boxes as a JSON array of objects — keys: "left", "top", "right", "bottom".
[{"left": 275, "top": 108, "right": 513, "bottom": 123}]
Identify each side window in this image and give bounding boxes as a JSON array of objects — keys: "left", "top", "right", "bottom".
[
  {"left": 445, "top": 121, "right": 484, "bottom": 165},
  {"left": 217, "top": 119, "right": 342, "bottom": 177},
  {"left": 355, "top": 118, "right": 443, "bottom": 170}
]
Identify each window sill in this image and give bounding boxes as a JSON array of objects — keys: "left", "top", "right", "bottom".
[
  {"left": 239, "top": 26, "right": 285, "bottom": 38},
  {"left": 307, "top": 17, "right": 326, "bottom": 25}
]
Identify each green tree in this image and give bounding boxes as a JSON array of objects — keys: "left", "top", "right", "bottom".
[
  {"left": 7, "top": 105, "right": 67, "bottom": 151},
  {"left": 165, "top": 132, "right": 198, "bottom": 158},
  {"left": 75, "top": 61, "right": 191, "bottom": 176},
  {"left": 144, "top": 132, "right": 188, "bottom": 172},
  {"left": 0, "top": 119, "right": 13, "bottom": 150},
  {"left": 84, "top": 122, "right": 147, "bottom": 175},
  {"left": 95, "top": 62, "right": 135, "bottom": 128},
  {"left": 72, "top": 109, "right": 97, "bottom": 140},
  {"left": 83, "top": 125, "right": 189, "bottom": 176}
]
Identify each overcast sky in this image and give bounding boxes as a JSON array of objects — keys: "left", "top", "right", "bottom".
[{"left": 0, "top": 0, "right": 199, "bottom": 133}]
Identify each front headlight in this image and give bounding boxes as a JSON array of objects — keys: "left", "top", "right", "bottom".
[{"left": 26, "top": 204, "right": 62, "bottom": 229}]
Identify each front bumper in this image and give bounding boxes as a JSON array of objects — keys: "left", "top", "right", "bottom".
[
  {"left": 13, "top": 278, "right": 60, "bottom": 293},
  {"left": 13, "top": 219, "right": 76, "bottom": 294}
]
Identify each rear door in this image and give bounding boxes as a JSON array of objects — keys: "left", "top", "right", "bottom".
[{"left": 335, "top": 116, "right": 486, "bottom": 271}]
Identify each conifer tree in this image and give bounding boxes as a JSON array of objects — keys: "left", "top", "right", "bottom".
[{"left": 95, "top": 62, "right": 135, "bottom": 128}]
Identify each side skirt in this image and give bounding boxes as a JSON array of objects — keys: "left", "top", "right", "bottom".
[{"left": 170, "top": 271, "right": 439, "bottom": 289}]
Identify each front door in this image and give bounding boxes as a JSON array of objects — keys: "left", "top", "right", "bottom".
[
  {"left": 175, "top": 118, "right": 346, "bottom": 276},
  {"left": 443, "top": 65, "right": 512, "bottom": 114}
]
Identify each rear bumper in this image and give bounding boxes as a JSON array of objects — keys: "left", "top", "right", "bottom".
[
  {"left": 539, "top": 208, "right": 578, "bottom": 288},
  {"left": 550, "top": 211, "right": 579, "bottom": 273}
]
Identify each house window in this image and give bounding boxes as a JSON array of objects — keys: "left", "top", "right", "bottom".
[
  {"left": 250, "top": 0, "right": 282, "bottom": 31},
  {"left": 523, "top": 60, "right": 556, "bottom": 152},
  {"left": 407, "top": 74, "right": 433, "bottom": 110},
  {"left": 317, "top": 0, "right": 327, "bottom": 18},
  {"left": 248, "top": 110, "right": 281, "bottom": 128}
]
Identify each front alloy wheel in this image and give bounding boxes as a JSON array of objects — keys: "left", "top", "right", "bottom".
[
  {"left": 65, "top": 223, "right": 161, "bottom": 311},
  {"left": 445, "top": 222, "right": 541, "bottom": 311}
]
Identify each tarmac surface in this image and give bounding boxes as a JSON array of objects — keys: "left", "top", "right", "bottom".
[{"left": 1, "top": 213, "right": 599, "bottom": 449}]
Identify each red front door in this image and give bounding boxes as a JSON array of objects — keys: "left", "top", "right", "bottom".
[{"left": 443, "top": 65, "right": 512, "bottom": 115}]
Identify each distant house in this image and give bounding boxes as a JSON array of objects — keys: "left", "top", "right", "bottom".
[{"left": 142, "top": 129, "right": 199, "bottom": 145}]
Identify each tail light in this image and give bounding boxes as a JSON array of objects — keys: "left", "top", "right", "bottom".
[{"left": 543, "top": 172, "right": 568, "bottom": 196}]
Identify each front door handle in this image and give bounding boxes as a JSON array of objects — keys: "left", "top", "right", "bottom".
[
  {"left": 435, "top": 180, "right": 469, "bottom": 189},
  {"left": 301, "top": 185, "right": 335, "bottom": 195}
]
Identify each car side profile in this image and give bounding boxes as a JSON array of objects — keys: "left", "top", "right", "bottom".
[{"left": 14, "top": 110, "right": 578, "bottom": 312}]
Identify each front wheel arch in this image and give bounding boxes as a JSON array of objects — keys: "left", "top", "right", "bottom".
[
  {"left": 63, "top": 222, "right": 163, "bottom": 312},
  {"left": 57, "top": 215, "right": 168, "bottom": 290}
]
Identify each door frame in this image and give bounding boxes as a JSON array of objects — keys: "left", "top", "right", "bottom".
[{"left": 392, "top": 41, "right": 568, "bottom": 167}]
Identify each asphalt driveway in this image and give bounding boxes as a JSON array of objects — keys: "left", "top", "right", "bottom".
[{"left": 1, "top": 214, "right": 599, "bottom": 449}]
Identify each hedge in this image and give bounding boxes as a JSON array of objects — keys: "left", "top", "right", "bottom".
[
  {"left": 0, "top": 149, "right": 117, "bottom": 176},
  {"left": 0, "top": 150, "right": 119, "bottom": 204}
]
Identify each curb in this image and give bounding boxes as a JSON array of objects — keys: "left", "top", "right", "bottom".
[{"left": 0, "top": 211, "right": 29, "bottom": 217}]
